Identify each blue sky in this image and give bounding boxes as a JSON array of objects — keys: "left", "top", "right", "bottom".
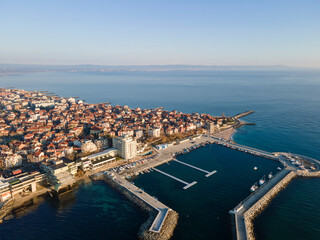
[{"left": 1, "top": 0, "right": 319, "bottom": 67}]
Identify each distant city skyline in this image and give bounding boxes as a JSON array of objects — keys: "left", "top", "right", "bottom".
[{"left": 1, "top": 0, "right": 320, "bottom": 68}]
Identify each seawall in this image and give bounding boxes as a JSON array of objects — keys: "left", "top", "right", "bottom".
[
  {"left": 91, "top": 173, "right": 178, "bottom": 240},
  {"left": 244, "top": 171, "right": 297, "bottom": 239},
  {"left": 244, "top": 170, "right": 320, "bottom": 240}
]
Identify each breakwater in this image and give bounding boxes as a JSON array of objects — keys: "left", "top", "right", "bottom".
[
  {"left": 233, "top": 111, "right": 255, "bottom": 119},
  {"left": 243, "top": 169, "right": 320, "bottom": 240},
  {"left": 244, "top": 171, "right": 297, "bottom": 239},
  {"left": 91, "top": 173, "right": 178, "bottom": 240}
]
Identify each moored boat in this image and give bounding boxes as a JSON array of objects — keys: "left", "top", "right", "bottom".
[
  {"left": 259, "top": 175, "right": 266, "bottom": 185},
  {"left": 250, "top": 182, "right": 258, "bottom": 192}
]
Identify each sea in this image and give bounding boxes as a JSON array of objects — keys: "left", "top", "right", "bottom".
[{"left": 1, "top": 70, "right": 320, "bottom": 240}]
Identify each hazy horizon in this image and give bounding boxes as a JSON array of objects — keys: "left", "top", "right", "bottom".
[{"left": 1, "top": 1, "right": 320, "bottom": 68}]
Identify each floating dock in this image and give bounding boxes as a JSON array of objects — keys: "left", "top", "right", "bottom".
[
  {"left": 172, "top": 158, "right": 217, "bottom": 177},
  {"left": 152, "top": 168, "right": 197, "bottom": 190}
]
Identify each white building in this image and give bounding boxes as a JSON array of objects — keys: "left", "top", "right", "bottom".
[
  {"left": 5, "top": 154, "right": 23, "bottom": 169},
  {"left": 94, "top": 138, "right": 109, "bottom": 151},
  {"left": 135, "top": 129, "right": 144, "bottom": 139},
  {"left": 81, "top": 140, "right": 98, "bottom": 154},
  {"left": 32, "top": 100, "right": 55, "bottom": 108},
  {"left": 148, "top": 128, "right": 161, "bottom": 138},
  {"left": 112, "top": 136, "right": 137, "bottom": 160}
]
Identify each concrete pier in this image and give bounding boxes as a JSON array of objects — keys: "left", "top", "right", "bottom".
[
  {"left": 231, "top": 168, "right": 320, "bottom": 239},
  {"left": 92, "top": 172, "right": 178, "bottom": 240},
  {"left": 231, "top": 169, "right": 291, "bottom": 240},
  {"left": 172, "top": 159, "right": 217, "bottom": 177},
  {"left": 153, "top": 168, "right": 197, "bottom": 190}
]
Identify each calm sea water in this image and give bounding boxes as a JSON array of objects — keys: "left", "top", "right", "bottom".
[
  {"left": 134, "top": 144, "right": 280, "bottom": 240},
  {"left": 1, "top": 70, "right": 320, "bottom": 239}
]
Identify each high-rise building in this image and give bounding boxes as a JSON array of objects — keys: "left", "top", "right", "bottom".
[{"left": 112, "top": 136, "right": 137, "bottom": 160}]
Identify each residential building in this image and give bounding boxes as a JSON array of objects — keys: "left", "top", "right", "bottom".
[{"left": 112, "top": 136, "right": 137, "bottom": 160}]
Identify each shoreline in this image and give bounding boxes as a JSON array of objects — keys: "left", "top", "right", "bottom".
[
  {"left": 4, "top": 125, "right": 317, "bottom": 240},
  {"left": 0, "top": 126, "right": 239, "bottom": 231},
  {"left": 212, "top": 127, "right": 237, "bottom": 141},
  {"left": 0, "top": 129, "right": 234, "bottom": 236}
]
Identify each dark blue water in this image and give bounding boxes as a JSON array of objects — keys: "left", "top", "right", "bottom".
[
  {"left": 254, "top": 178, "right": 320, "bottom": 240},
  {"left": 0, "top": 181, "right": 146, "bottom": 240},
  {"left": 1, "top": 70, "right": 320, "bottom": 239},
  {"left": 134, "top": 144, "right": 280, "bottom": 239}
]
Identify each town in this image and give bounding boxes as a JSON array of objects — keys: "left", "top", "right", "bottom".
[{"left": 0, "top": 87, "right": 234, "bottom": 203}]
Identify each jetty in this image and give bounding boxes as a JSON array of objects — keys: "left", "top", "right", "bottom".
[
  {"left": 227, "top": 151, "right": 320, "bottom": 240},
  {"left": 172, "top": 158, "right": 217, "bottom": 177},
  {"left": 230, "top": 169, "right": 291, "bottom": 240},
  {"left": 153, "top": 167, "right": 197, "bottom": 190},
  {"left": 92, "top": 171, "right": 178, "bottom": 240},
  {"left": 233, "top": 111, "right": 255, "bottom": 119}
]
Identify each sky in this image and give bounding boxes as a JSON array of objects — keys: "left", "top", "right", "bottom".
[{"left": 0, "top": 0, "right": 320, "bottom": 68}]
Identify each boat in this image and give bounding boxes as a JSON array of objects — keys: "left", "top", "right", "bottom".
[
  {"left": 254, "top": 166, "right": 258, "bottom": 170},
  {"left": 268, "top": 172, "right": 273, "bottom": 179},
  {"left": 250, "top": 182, "right": 258, "bottom": 192},
  {"left": 259, "top": 175, "right": 266, "bottom": 185},
  {"left": 277, "top": 167, "right": 282, "bottom": 171}
]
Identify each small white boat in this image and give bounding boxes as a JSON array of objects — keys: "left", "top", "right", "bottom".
[
  {"left": 250, "top": 182, "right": 258, "bottom": 192},
  {"left": 259, "top": 175, "right": 266, "bottom": 185},
  {"left": 254, "top": 166, "right": 258, "bottom": 170},
  {"left": 277, "top": 167, "right": 282, "bottom": 171},
  {"left": 268, "top": 172, "right": 273, "bottom": 179}
]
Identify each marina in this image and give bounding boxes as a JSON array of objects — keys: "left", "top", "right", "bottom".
[{"left": 127, "top": 134, "right": 320, "bottom": 240}]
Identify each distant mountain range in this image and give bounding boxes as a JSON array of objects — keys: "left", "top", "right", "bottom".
[{"left": 0, "top": 64, "right": 317, "bottom": 75}]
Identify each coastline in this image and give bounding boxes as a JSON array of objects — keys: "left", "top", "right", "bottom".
[
  {"left": 212, "top": 127, "right": 237, "bottom": 141},
  {"left": 4, "top": 124, "right": 319, "bottom": 240},
  {"left": 0, "top": 130, "right": 233, "bottom": 237}
]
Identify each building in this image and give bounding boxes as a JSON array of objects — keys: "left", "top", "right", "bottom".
[
  {"left": 148, "top": 128, "right": 161, "bottom": 138},
  {"left": 80, "top": 148, "right": 118, "bottom": 171},
  {"left": 94, "top": 138, "right": 109, "bottom": 151},
  {"left": 5, "top": 154, "right": 23, "bottom": 169},
  {"left": 81, "top": 140, "right": 98, "bottom": 154},
  {"left": 205, "top": 122, "right": 218, "bottom": 134},
  {"left": 40, "top": 158, "right": 76, "bottom": 191},
  {"left": 135, "top": 129, "right": 144, "bottom": 139},
  {"left": 32, "top": 100, "right": 55, "bottom": 108},
  {"left": 112, "top": 136, "right": 137, "bottom": 160},
  {"left": 155, "top": 143, "right": 168, "bottom": 150}
]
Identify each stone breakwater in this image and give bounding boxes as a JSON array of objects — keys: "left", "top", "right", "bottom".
[
  {"left": 91, "top": 174, "right": 178, "bottom": 240},
  {"left": 244, "top": 170, "right": 320, "bottom": 240},
  {"left": 244, "top": 171, "right": 297, "bottom": 239}
]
